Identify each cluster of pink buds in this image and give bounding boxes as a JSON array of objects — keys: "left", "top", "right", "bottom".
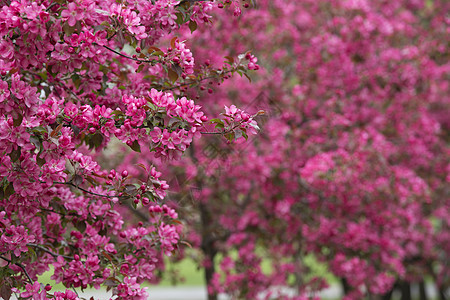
[
  {"left": 148, "top": 89, "right": 205, "bottom": 126},
  {"left": 149, "top": 166, "right": 169, "bottom": 199},
  {"left": 148, "top": 204, "right": 178, "bottom": 219},
  {"left": 223, "top": 105, "right": 260, "bottom": 136},
  {"left": 245, "top": 53, "right": 259, "bottom": 70},
  {"left": 109, "top": 4, "right": 147, "bottom": 40},
  {"left": 167, "top": 40, "right": 195, "bottom": 75}
]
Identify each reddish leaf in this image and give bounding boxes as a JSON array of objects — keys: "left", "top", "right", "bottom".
[
  {"left": 50, "top": 123, "right": 63, "bottom": 138},
  {"left": 170, "top": 36, "right": 177, "bottom": 49},
  {"left": 168, "top": 68, "right": 179, "bottom": 83}
]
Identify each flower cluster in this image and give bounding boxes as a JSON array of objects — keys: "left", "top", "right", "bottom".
[
  {"left": 162, "top": 0, "right": 449, "bottom": 299},
  {"left": 0, "top": 0, "right": 256, "bottom": 299}
]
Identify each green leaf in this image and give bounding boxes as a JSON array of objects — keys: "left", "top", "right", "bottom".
[
  {"left": 10, "top": 148, "right": 21, "bottom": 162},
  {"left": 111, "top": 110, "right": 124, "bottom": 116},
  {"left": 36, "top": 155, "right": 46, "bottom": 167},
  {"left": 188, "top": 21, "right": 197, "bottom": 33},
  {"left": 150, "top": 50, "right": 164, "bottom": 57},
  {"left": 136, "top": 64, "right": 145, "bottom": 73},
  {"left": 75, "top": 221, "right": 86, "bottom": 233},
  {"left": 175, "top": 13, "right": 184, "bottom": 25},
  {"left": 225, "top": 132, "right": 234, "bottom": 142},
  {"left": 143, "top": 191, "right": 155, "bottom": 202},
  {"left": 2, "top": 183, "right": 14, "bottom": 200},
  {"left": 90, "top": 133, "right": 104, "bottom": 149},
  {"left": 13, "top": 113, "right": 23, "bottom": 127},
  {"left": 32, "top": 126, "right": 47, "bottom": 134},
  {"left": 128, "top": 140, "right": 141, "bottom": 152},
  {"left": 209, "top": 118, "right": 223, "bottom": 124},
  {"left": 242, "top": 131, "right": 249, "bottom": 140}
]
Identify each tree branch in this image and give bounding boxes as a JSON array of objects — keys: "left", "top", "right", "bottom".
[
  {"left": 27, "top": 244, "right": 74, "bottom": 260},
  {"left": 102, "top": 45, "right": 156, "bottom": 63},
  {"left": 53, "top": 181, "right": 117, "bottom": 199},
  {"left": 160, "top": 69, "right": 236, "bottom": 91},
  {"left": 0, "top": 255, "right": 33, "bottom": 284}
]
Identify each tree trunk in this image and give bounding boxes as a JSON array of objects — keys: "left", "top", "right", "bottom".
[
  {"left": 437, "top": 284, "right": 448, "bottom": 300},
  {"left": 400, "top": 281, "right": 411, "bottom": 300},
  {"left": 381, "top": 281, "right": 396, "bottom": 300},
  {"left": 419, "top": 281, "right": 428, "bottom": 300},
  {"left": 342, "top": 278, "right": 351, "bottom": 295},
  {"left": 200, "top": 201, "right": 218, "bottom": 300}
]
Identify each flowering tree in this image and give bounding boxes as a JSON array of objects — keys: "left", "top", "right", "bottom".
[
  {"left": 154, "top": 0, "right": 449, "bottom": 299},
  {"left": 0, "top": 0, "right": 260, "bottom": 299}
]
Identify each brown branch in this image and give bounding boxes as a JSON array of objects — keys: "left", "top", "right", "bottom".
[
  {"left": 102, "top": 45, "right": 156, "bottom": 63},
  {"left": 200, "top": 118, "right": 247, "bottom": 135},
  {"left": 54, "top": 182, "right": 149, "bottom": 221},
  {"left": 45, "top": 2, "right": 58, "bottom": 12},
  {"left": 53, "top": 181, "right": 117, "bottom": 199},
  {"left": 24, "top": 70, "right": 82, "bottom": 102},
  {"left": 123, "top": 200, "right": 148, "bottom": 222},
  {"left": 27, "top": 243, "right": 73, "bottom": 260},
  {"left": 160, "top": 69, "right": 236, "bottom": 91},
  {"left": 0, "top": 255, "right": 33, "bottom": 284}
]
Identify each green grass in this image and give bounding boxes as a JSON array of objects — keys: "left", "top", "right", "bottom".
[
  {"left": 37, "top": 257, "right": 205, "bottom": 291},
  {"left": 37, "top": 267, "right": 66, "bottom": 290},
  {"left": 37, "top": 253, "right": 335, "bottom": 290},
  {"left": 148, "top": 257, "right": 205, "bottom": 287}
]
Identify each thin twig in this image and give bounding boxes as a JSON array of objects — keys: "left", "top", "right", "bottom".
[
  {"left": 0, "top": 255, "right": 33, "bottom": 284},
  {"left": 45, "top": 2, "right": 58, "bottom": 12},
  {"left": 200, "top": 131, "right": 224, "bottom": 135},
  {"left": 160, "top": 69, "right": 236, "bottom": 91},
  {"left": 102, "top": 45, "right": 155, "bottom": 63},
  {"left": 200, "top": 120, "right": 244, "bottom": 135},
  {"left": 53, "top": 181, "right": 117, "bottom": 199},
  {"left": 25, "top": 70, "right": 82, "bottom": 102},
  {"left": 27, "top": 243, "right": 74, "bottom": 260},
  {"left": 53, "top": 181, "right": 149, "bottom": 221},
  {"left": 123, "top": 200, "right": 148, "bottom": 222}
]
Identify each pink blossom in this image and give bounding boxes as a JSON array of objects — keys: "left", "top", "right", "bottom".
[{"left": 61, "top": 3, "right": 83, "bottom": 26}]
